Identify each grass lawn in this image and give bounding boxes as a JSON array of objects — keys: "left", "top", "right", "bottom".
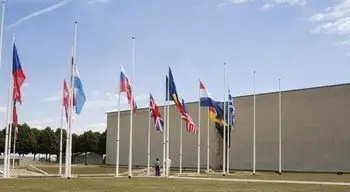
[
  {"left": 0, "top": 177, "right": 349, "bottom": 192},
  {"left": 29, "top": 164, "right": 131, "bottom": 175},
  {"left": 188, "top": 171, "right": 350, "bottom": 182}
]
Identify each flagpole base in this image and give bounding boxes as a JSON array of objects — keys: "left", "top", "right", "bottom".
[{"left": 128, "top": 176, "right": 132, "bottom": 179}]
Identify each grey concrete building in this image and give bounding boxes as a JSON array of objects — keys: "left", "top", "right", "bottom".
[{"left": 106, "top": 83, "right": 350, "bottom": 172}]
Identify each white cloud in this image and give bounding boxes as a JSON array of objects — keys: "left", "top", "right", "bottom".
[
  {"left": 43, "top": 96, "right": 61, "bottom": 102},
  {"left": 87, "top": 123, "right": 106, "bottom": 132},
  {"left": 8, "top": 0, "right": 74, "bottom": 29},
  {"left": 27, "top": 119, "right": 53, "bottom": 129},
  {"left": 260, "top": 3, "right": 275, "bottom": 10},
  {"left": 273, "top": 0, "right": 306, "bottom": 6},
  {"left": 310, "top": 0, "right": 350, "bottom": 41},
  {"left": 219, "top": 0, "right": 306, "bottom": 8},
  {"left": 88, "top": 0, "right": 111, "bottom": 4},
  {"left": 86, "top": 93, "right": 149, "bottom": 109},
  {"left": 0, "top": 106, "right": 6, "bottom": 113},
  {"left": 228, "top": 0, "right": 252, "bottom": 4}
]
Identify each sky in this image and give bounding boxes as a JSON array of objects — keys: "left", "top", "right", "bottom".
[{"left": 0, "top": 0, "right": 349, "bottom": 133}]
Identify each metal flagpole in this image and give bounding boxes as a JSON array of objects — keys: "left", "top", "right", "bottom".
[
  {"left": 162, "top": 97, "right": 169, "bottom": 176},
  {"left": 253, "top": 70, "right": 256, "bottom": 175},
  {"left": 128, "top": 36, "right": 135, "bottom": 178},
  {"left": 59, "top": 81, "right": 64, "bottom": 176},
  {"left": 278, "top": 78, "right": 282, "bottom": 174},
  {"left": 179, "top": 116, "right": 183, "bottom": 174},
  {"left": 147, "top": 93, "right": 151, "bottom": 176},
  {"left": 206, "top": 109, "right": 210, "bottom": 173},
  {"left": 68, "top": 22, "right": 78, "bottom": 178},
  {"left": 12, "top": 127, "right": 16, "bottom": 169},
  {"left": 0, "top": 1, "right": 6, "bottom": 178},
  {"left": 222, "top": 63, "right": 226, "bottom": 176},
  {"left": 115, "top": 69, "right": 121, "bottom": 177},
  {"left": 0, "top": 1, "right": 5, "bottom": 71},
  {"left": 227, "top": 98, "right": 230, "bottom": 174},
  {"left": 197, "top": 79, "right": 201, "bottom": 174},
  {"left": 5, "top": 34, "right": 15, "bottom": 178},
  {"left": 166, "top": 66, "right": 170, "bottom": 177}
]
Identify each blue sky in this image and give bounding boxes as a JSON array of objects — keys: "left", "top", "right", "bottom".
[{"left": 0, "top": 0, "right": 350, "bottom": 133}]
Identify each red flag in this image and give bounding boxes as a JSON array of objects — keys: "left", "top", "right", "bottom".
[
  {"left": 12, "top": 43, "right": 26, "bottom": 104},
  {"left": 12, "top": 102, "right": 18, "bottom": 128},
  {"left": 63, "top": 79, "right": 69, "bottom": 122}
]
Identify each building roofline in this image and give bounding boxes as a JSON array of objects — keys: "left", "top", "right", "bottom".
[{"left": 106, "top": 82, "right": 350, "bottom": 114}]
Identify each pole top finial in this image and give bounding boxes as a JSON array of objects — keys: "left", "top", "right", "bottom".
[{"left": 75, "top": 21, "right": 78, "bottom": 24}]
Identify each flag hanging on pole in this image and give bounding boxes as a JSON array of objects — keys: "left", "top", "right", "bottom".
[
  {"left": 12, "top": 43, "right": 26, "bottom": 104},
  {"left": 120, "top": 65, "right": 137, "bottom": 114},
  {"left": 228, "top": 89, "right": 235, "bottom": 129},
  {"left": 181, "top": 99, "right": 197, "bottom": 134},
  {"left": 63, "top": 79, "right": 70, "bottom": 122},
  {"left": 149, "top": 93, "right": 164, "bottom": 132},
  {"left": 199, "top": 81, "right": 226, "bottom": 125},
  {"left": 12, "top": 102, "right": 18, "bottom": 128},
  {"left": 73, "top": 64, "right": 86, "bottom": 115}
]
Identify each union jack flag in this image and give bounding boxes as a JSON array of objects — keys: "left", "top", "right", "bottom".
[
  {"left": 149, "top": 93, "right": 164, "bottom": 132},
  {"left": 181, "top": 99, "right": 197, "bottom": 134}
]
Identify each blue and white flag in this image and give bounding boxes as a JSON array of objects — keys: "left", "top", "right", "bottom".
[
  {"left": 228, "top": 89, "right": 235, "bottom": 129},
  {"left": 73, "top": 64, "right": 86, "bottom": 115}
]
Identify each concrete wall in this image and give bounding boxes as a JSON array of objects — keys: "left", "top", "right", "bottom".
[
  {"left": 106, "top": 102, "right": 219, "bottom": 169},
  {"left": 106, "top": 84, "right": 350, "bottom": 172}
]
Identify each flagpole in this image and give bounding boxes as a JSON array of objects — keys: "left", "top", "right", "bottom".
[
  {"left": 206, "top": 109, "right": 210, "bottom": 173},
  {"left": 12, "top": 126, "right": 16, "bottom": 169},
  {"left": 115, "top": 79, "right": 121, "bottom": 177},
  {"left": 166, "top": 66, "right": 170, "bottom": 177},
  {"left": 5, "top": 34, "right": 15, "bottom": 178},
  {"left": 67, "top": 22, "right": 78, "bottom": 178},
  {"left": 226, "top": 97, "right": 230, "bottom": 174},
  {"left": 59, "top": 81, "right": 64, "bottom": 176},
  {"left": 222, "top": 63, "right": 226, "bottom": 176},
  {"left": 162, "top": 97, "right": 166, "bottom": 177},
  {"left": 278, "top": 78, "right": 282, "bottom": 174},
  {"left": 147, "top": 93, "right": 151, "bottom": 176},
  {"left": 179, "top": 115, "right": 183, "bottom": 174},
  {"left": 0, "top": 1, "right": 5, "bottom": 70},
  {"left": 0, "top": 1, "right": 6, "bottom": 178},
  {"left": 128, "top": 36, "right": 135, "bottom": 178},
  {"left": 197, "top": 79, "right": 201, "bottom": 175},
  {"left": 253, "top": 70, "right": 256, "bottom": 175}
]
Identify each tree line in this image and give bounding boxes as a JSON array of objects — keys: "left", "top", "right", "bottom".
[{"left": 0, "top": 123, "right": 106, "bottom": 162}]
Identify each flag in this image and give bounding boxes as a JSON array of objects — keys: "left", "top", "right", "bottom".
[
  {"left": 199, "top": 81, "right": 213, "bottom": 106},
  {"left": 12, "top": 43, "right": 26, "bottom": 104},
  {"left": 149, "top": 93, "right": 164, "bottom": 132},
  {"left": 181, "top": 99, "right": 197, "bottom": 134},
  {"left": 168, "top": 68, "right": 185, "bottom": 113},
  {"left": 63, "top": 79, "right": 70, "bottom": 122},
  {"left": 168, "top": 68, "right": 181, "bottom": 105},
  {"left": 73, "top": 64, "right": 86, "bottom": 115},
  {"left": 12, "top": 102, "right": 18, "bottom": 128},
  {"left": 199, "top": 81, "right": 226, "bottom": 125},
  {"left": 120, "top": 65, "right": 137, "bottom": 114},
  {"left": 228, "top": 89, "right": 235, "bottom": 129}
]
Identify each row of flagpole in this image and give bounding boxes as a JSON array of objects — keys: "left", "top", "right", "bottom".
[{"left": 0, "top": 2, "right": 284, "bottom": 178}]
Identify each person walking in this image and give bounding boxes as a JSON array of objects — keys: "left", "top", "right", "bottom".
[{"left": 155, "top": 158, "right": 160, "bottom": 177}]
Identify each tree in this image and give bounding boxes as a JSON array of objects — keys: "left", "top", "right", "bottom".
[
  {"left": 98, "top": 130, "right": 106, "bottom": 155},
  {"left": 55, "top": 128, "right": 67, "bottom": 163},
  {"left": 31, "top": 128, "right": 41, "bottom": 160},
  {"left": 16, "top": 123, "right": 36, "bottom": 155},
  {"left": 79, "top": 131, "right": 99, "bottom": 165},
  {"left": 0, "top": 128, "right": 5, "bottom": 154}
]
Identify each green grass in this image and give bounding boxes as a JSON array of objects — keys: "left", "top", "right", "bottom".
[
  {"left": 0, "top": 177, "right": 349, "bottom": 192},
  {"left": 28, "top": 165, "right": 130, "bottom": 175},
  {"left": 187, "top": 172, "right": 350, "bottom": 182}
]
